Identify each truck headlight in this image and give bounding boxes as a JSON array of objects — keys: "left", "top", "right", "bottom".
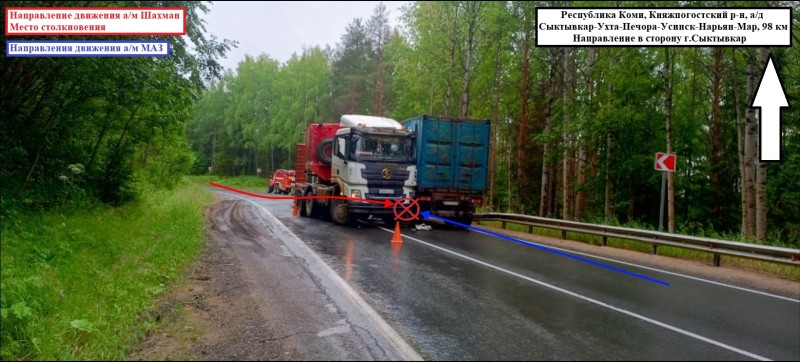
[{"left": 350, "top": 190, "right": 361, "bottom": 199}]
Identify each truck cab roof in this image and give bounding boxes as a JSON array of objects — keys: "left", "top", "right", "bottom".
[{"left": 340, "top": 114, "right": 403, "bottom": 130}]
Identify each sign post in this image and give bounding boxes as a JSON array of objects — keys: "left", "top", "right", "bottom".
[
  {"left": 654, "top": 152, "right": 676, "bottom": 232},
  {"left": 659, "top": 173, "right": 667, "bottom": 232}
]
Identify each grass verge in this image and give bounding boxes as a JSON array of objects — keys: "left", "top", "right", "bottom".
[
  {"left": 188, "top": 174, "right": 269, "bottom": 191},
  {"left": 0, "top": 180, "right": 212, "bottom": 360},
  {"left": 476, "top": 220, "right": 800, "bottom": 281}
]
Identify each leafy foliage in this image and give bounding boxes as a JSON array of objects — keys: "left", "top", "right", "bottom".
[
  {"left": 0, "top": 1, "right": 234, "bottom": 212},
  {"left": 187, "top": 1, "right": 800, "bottom": 245}
]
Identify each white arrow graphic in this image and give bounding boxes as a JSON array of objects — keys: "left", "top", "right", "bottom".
[
  {"left": 655, "top": 154, "right": 669, "bottom": 170},
  {"left": 751, "top": 54, "right": 790, "bottom": 162}
]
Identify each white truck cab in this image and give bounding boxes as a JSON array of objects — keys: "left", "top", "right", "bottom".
[{"left": 329, "top": 115, "right": 417, "bottom": 225}]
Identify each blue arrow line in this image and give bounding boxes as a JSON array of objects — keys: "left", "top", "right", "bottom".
[{"left": 421, "top": 212, "right": 669, "bottom": 286}]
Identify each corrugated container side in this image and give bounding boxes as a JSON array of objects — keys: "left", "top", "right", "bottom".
[
  {"left": 403, "top": 115, "right": 489, "bottom": 191},
  {"left": 454, "top": 119, "right": 489, "bottom": 191}
]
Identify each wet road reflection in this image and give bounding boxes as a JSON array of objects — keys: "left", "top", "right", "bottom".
[{"left": 252, "top": 198, "right": 800, "bottom": 361}]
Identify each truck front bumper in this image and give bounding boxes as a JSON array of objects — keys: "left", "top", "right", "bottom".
[{"left": 346, "top": 202, "right": 396, "bottom": 215}]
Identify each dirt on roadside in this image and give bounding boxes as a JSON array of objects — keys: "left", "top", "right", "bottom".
[
  {"left": 129, "top": 200, "right": 302, "bottom": 361},
  {"left": 130, "top": 196, "right": 392, "bottom": 361}
]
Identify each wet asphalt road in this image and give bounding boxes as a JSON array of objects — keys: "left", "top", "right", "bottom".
[{"left": 240, "top": 195, "right": 799, "bottom": 361}]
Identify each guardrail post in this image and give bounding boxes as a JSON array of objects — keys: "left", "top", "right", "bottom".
[
  {"left": 528, "top": 225, "right": 533, "bottom": 234},
  {"left": 713, "top": 253, "right": 721, "bottom": 267},
  {"left": 561, "top": 230, "right": 567, "bottom": 240},
  {"left": 501, "top": 221, "right": 507, "bottom": 229},
  {"left": 652, "top": 245, "right": 658, "bottom": 255},
  {"left": 602, "top": 236, "right": 607, "bottom": 246}
]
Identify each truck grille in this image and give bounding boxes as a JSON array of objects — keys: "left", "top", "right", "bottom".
[{"left": 360, "top": 166, "right": 409, "bottom": 187}]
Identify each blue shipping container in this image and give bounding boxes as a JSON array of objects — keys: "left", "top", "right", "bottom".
[{"left": 402, "top": 115, "right": 490, "bottom": 191}]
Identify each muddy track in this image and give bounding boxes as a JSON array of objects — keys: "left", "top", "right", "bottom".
[{"left": 131, "top": 199, "right": 397, "bottom": 361}]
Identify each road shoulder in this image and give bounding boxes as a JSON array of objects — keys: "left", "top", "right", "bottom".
[{"left": 131, "top": 196, "right": 421, "bottom": 361}]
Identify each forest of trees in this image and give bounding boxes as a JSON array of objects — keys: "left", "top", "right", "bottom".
[
  {"left": 1, "top": 1, "right": 797, "bottom": 245},
  {"left": 1, "top": 1, "right": 235, "bottom": 208},
  {"left": 189, "top": 1, "right": 800, "bottom": 245}
]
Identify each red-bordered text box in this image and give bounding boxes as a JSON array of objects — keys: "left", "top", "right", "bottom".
[{"left": 5, "top": 7, "right": 186, "bottom": 36}]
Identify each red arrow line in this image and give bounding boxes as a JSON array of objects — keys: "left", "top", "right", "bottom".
[{"left": 209, "top": 182, "right": 394, "bottom": 208}]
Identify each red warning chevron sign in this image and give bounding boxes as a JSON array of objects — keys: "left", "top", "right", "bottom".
[{"left": 654, "top": 152, "right": 676, "bottom": 172}]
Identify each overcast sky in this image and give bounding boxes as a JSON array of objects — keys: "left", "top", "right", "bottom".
[{"left": 202, "top": 1, "right": 410, "bottom": 72}]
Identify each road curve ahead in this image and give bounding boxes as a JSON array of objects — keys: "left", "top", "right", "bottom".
[{"left": 221, "top": 191, "right": 800, "bottom": 361}]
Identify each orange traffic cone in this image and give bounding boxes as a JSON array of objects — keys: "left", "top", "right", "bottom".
[
  {"left": 391, "top": 221, "right": 403, "bottom": 244},
  {"left": 292, "top": 201, "right": 299, "bottom": 217}
]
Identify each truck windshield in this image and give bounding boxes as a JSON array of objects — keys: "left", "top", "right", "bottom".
[{"left": 351, "top": 136, "right": 413, "bottom": 162}]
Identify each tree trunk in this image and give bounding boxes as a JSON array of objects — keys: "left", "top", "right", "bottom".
[
  {"left": 518, "top": 9, "right": 531, "bottom": 212},
  {"left": 665, "top": 47, "right": 676, "bottom": 233},
  {"left": 604, "top": 53, "right": 616, "bottom": 224},
  {"left": 562, "top": 46, "right": 574, "bottom": 221},
  {"left": 733, "top": 50, "right": 746, "bottom": 237},
  {"left": 443, "top": 4, "right": 459, "bottom": 117},
  {"left": 488, "top": 44, "right": 502, "bottom": 209},
  {"left": 459, "top": 2, "right": 480, "bottom": 119},
  {"left": 211, "top": 123, "right": 218, "bottom": 173},
  {"left": 686, "top": 48, "right": 700, "bottom": 224},
  {"left": 347, "top": 83, "right": 356, "bottom": 114},
  {"left": 575, "top": 47, "right": 598, "bottom": 221},
  {"left": 575, "top": 144, "right": 587, "bottom": 221},
  {"left": 710, "top": 47, "right": 723, "bottom": 227},
  {"left": 507, "top": 134, "right": 514, "bottom": 212},
  {"left": 604, "top": 133, "right": 614, "bottom": 223},
  {"left": 756, "top": 151, "right": 767, "bottom": 240},
  {"left": 743, "top": 50, "right": 758, "bottom": 238},
  {"left": 374, "top": 48, "right": 384, "bottom": 116},
  {"left": 755, "top": 48, "right": 770, "bottom": 241},
  {"left": 87, "top": 108, "right": 114, "bottom": 170},
  {"left": 540, "top": 64, "right": 557, "bottom": 218}
]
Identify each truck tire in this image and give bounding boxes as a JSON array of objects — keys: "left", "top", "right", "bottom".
[
  {"left": 304, "top": 189, "right": 322, "bottom": 218},
  {"left": 455, "top": 216, "right": 474, "bottom": 229},
  {"left": 317, "top": 138, "right": 333, "bottom": 164},
  {"left": 297, "top": 199, "right": 307, "bottom": 217},
  {"left": 330, "top": 199, "right": 352, "bottom": 226}
]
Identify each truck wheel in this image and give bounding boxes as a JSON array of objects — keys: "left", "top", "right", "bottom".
[
  {"left": 444, "top": 215, "right": 473, "bottom": 230},
  {"left": 297, "top": 199, "right": 308, "bottom": 217},
  {"left": 330, "top": 199, "right": 352, "bottom": 226},
  {"left": 317, "top": 138, "right": 333, "bottom": 164},
  {"left": 268, "top": 184, "right": 275, "bottom": 193},
  {"left": 304, "top": 189, "right": 321, "bottom": 218},
  {"left": 455, "top": 216, "right": 474, "bottom": 229}
]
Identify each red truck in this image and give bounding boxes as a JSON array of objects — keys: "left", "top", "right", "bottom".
[
  {"left": 268, "top": 169, "right": 295, "bottom": 194},
  {"left": 293, "top": 115, "right": 416, "bottom": 225}
]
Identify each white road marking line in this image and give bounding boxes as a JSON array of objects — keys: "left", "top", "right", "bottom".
[
  {"left": 379, "top": 226, "right": 772, "bottom": 361},
  {"left": 219, "top": 192, "right": 424, "bottom": 361},
  {"left": 470, "top": 225, "right": 800, "bottom": 303}
]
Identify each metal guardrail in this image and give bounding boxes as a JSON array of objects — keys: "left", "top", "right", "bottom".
[{"left": 473, "top": 213, "right": 800, "bottom": 267}]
